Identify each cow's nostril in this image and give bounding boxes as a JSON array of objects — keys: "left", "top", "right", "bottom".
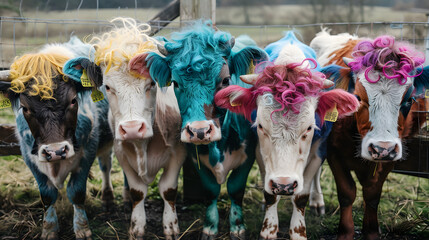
[
  {"left": 369, "top": 143, "right": 377, "bottom": 153},
  {"left": 186, "top": 125, "right": 194, "bottom": 138},
  {"left": 393, "top": 144, "right": 399, "bottom": 153},
  {"left": 292, "top": 181, "right": 298, "bottom": 189},
  {"left": 138, "top": 123, "right": 146, "bottom": 133},
  {"left": 119, "top": 125, "right": 126, "bottom": 136},
  {"left": 206, "top": 124, "right": 212, "bottom": 135}
]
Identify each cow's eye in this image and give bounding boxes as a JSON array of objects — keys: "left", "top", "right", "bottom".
[
  {"left": 172, "top": 81, "right": 179, "bottom": 88},
  {"left": 21, "top": 106, "right": 29, "bottom": 113},
  {"left": 258, "top": 124, "right": 263, "bottom": 129},
  {"left": 71, "top": 98, "right": 77, "bottom": 105},
  {"left": 105, "top": 85, "right": 110, "bottom": 91},
  {"left": 307, "top": 126, "right": 312, "bottom": 131},
  {"left": 222, "top": 77, "right": 230, "bottom": 87}
]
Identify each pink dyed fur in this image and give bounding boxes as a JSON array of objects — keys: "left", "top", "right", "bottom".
[
  {"left": 316, "top": 89, "right": 360, "bottom": 125},
  {"left": 215, "top": 61, "right": 359, "bottom": 123},
  {"left": 349, "top": 35, "right": 424, "bottom": 84},
  {"left": 129, "top": 53, "right": 151, "bottom": 79}
]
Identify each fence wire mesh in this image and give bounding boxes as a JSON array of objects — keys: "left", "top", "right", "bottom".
[{"left": 0, "top": 15, "right": 427, "bottom": 177}]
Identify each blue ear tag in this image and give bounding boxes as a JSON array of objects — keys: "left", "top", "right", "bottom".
[{"left": 0, "top": 93, "right": 11, "bottom": 109}]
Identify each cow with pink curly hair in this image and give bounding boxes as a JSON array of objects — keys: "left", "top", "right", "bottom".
[
  {"left": 216, "top": 31, "right": 359, "bottom": 240},
  {"left": 311, "top": 30, "right": 429, "bottom": 239}
]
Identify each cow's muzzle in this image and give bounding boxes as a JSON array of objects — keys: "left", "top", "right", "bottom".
[
  {"left": 118, "top": 120, "right": 149, "bottom": 140},
  {"left": 269, "top": 177, "right": 298, "bottom": 195},
  {"left": 367, "top": 141, "right": 400, "bottom": 161},
  {"left": 38, "top": 141, "right": 74, "bottom": 162},
  {"left": 181, "top": 120, "right": 221, "bottom": 144}
]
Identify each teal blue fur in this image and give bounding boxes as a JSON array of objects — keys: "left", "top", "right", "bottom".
[
  {"left": 63, "top": 57, "right": 90, "bottom": 82},
  {"left": 148, "top": 20, "right": 267, "bottom": 237}
]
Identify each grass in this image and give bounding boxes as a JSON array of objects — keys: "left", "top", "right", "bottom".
[{"left": 0, "top": 149, "right": 428, "bottom": 239}]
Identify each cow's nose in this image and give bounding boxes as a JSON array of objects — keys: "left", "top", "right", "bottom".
[
  {"left": 368, "top": 141, "right": 399, "bottom": 161},
  {"left": 119, "top": 120, "right": 147, "bottom": 140},
  {"left": 41, "top": 145, "right": 68, "bottom": 161},
  {"left": 183, "top": 121, "right": 217, "bottom": 144},
  {"left": 269, "top": 177, "right": 298, "bottom": 195}
]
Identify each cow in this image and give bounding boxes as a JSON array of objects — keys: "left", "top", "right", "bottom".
[
  {"left": 0, "top": 36, "right": 113, "bottom": 239},
  {"left": 64, "top": 18, "right": 186, "bottom": 239},
  {"left": 310, "top": 30, "right": 428, "bottom": 239},
  {"left": 215, "top": 31, "right": 359, "bottom": 240},
  {"left": 146, "top": 21, "right": 267, "bottom": 239}
]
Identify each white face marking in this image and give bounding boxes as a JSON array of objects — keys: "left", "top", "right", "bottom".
[
  {"left": 359, "top": 74, "right": 411, "bottom": 161},
  {"left": 256, "top": 93, "right": 318, "bottom": 195},
  {"left": 103, "top": 65, "right": 156, "bottom": 140}
]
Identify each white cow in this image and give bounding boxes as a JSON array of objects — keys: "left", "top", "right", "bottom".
[
  {"left": 215, "top": 32, "right": 359, "bottom": 239},
  {"left": 67, "top": 18, "right": 185, "bottom": 239}
]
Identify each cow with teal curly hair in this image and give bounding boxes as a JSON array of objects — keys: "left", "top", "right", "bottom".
[{"left": 146, "top": 21, "right": 267, "bottom": 239}]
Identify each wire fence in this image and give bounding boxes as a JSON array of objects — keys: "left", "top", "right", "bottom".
[{"left": 0, "top": 15, "right": 428, "bottom": 178}]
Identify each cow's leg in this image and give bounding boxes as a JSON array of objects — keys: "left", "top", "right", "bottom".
[
  {"left": 356, "top": 163, "right": 394, "bottom": 240},
  {"left": 227, "top": 158, "right": 254, "bottom": 240},
  {"left": 39, "top": 180, "right": 59, "bottom": 240},
  {"left": 116, "top": 152, "right": 148, "bottom": 239},
  {"left": 196, "top": 164, "right": 221, "bottom": 240},
  {"left": 67, "top": 169, "right": 93, "bottom": 239},
  {"left": 259, "top": 192, "right": 280, "bottom": 239},
  {"left": 123, "top": 171, "right": 132, "bottom": 213},
  {"left": 97, "top": 150, "right": 114, "bottom": 212},
  {"left": 309, "top": 166, "right": 325, "bottom": 215},
  {"left": 289, "top": 151, "right": 322, "bottom": 240},
  {"left": 328, "top": 159, "right": 356, "bottom": 240},
  {"left": 158, "top": 153, "right": 184, "bottom": 240},
  {"left": 26, "top": 160, "right": 59, "bottom": 240}
]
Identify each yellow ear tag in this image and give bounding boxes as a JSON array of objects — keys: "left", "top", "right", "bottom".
[
  {"left": 425, "top": 89, "right": 429, "bottom": 98},
  {"left": 0, "top": 93, "right": 11, "bottom": 109},
  {"left": 91, "top": 89, "right": 104, "bottom": 102},
  {"left": 231, "top": 101, "right": 241, "bottom": 107},
  {"left": 324, "top": 105, "right": 339, "bottom": 122},
  {"left": 81, "top": 69, "right": 93, "bottom": 87}
]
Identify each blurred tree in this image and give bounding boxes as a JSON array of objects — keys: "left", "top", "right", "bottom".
[{"left": 0, "top": 0, "right": 20, "bottom": 16}]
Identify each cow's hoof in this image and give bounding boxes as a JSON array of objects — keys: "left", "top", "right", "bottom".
[
  {"left": 201, "top": 232, "right": 216, "bottom": 240},
  {"left": 165, "top": 234, "right": 178, "bottom": 240},
  {"left": 310, "top": 205, "right": 325, "bottom": 216},
  {"left": 42, "top": 231, "right": 59, "bottom": 240},
  {"left": 230, "top": 231, "right": 245, "bottom": 240}
]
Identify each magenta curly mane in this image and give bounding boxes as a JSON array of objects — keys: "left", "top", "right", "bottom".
[
  {"left": 254, "top": 60, "right": 325, "bottom": 119},
  {"left": 349, "top": 35, "right": 424, "bottom": 84}
]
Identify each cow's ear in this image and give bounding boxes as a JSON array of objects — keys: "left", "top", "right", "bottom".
[
  {"left": 63, "top": 57, "right": 103, "bottom": 88},
  {"left": 316, "top": 89, "right": 360, "bottom": 124},
  {"left": 231, "top": 46, "right": 268, "bottom": 77},
  {"left": 147, "top": 52, "right": 171, "bottom": 88},
  {"left": 129, "top": 53, "right": 151, "bottom": 79},
  {"left": 214, "top": 85, "right": 256, "bottom": 121},
  {"left": 321, "top": 64, "right": 355, "bottom": 90},
  {"left": 0, "top": 71, "right": 17, "bottom": 99},
  {"left": 413, "top": 66, "right": 429, "bottom": 93}
]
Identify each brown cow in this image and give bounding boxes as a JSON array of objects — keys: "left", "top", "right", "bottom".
[{"left": 310, "top": 30, "right": 428, "bottom": 239}]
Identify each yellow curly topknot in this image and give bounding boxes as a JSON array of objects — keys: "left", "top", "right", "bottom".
[
  {"left": 10, "top": 53, "right": 70, "bottom": 100},
  {"left": 90, "top": 17, "right": 159, "bottom": 74}
]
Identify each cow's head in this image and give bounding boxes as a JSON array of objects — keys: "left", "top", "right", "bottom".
[
  {"left": 346, "top": 36, "right": 425, "bottom": 161},
  {"left": 147, "top": 21, "right": 266, "bottom": 144},
  {"left": 68, "top": 18, "right": 162, "bottom": 142},
  {"left": 215, "top": 61, "right": 359, "bottom": 195},
  {"left": 0, "top": 49, "right": 101, "bottom": 163}
]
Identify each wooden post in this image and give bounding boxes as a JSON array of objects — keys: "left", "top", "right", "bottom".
[
  {"left": 180, "top": 0, "right": 216, "bottom": 202},
  {"left": 180, "top": 0, "right": 216, "bottom": 25}
]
